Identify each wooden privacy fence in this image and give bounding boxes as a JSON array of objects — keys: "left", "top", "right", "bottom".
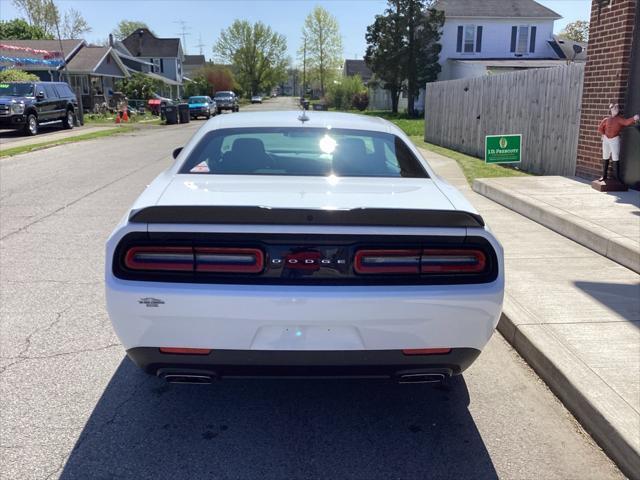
[{"left": 424, "top": 63, "right": 585, "bottom": 176}]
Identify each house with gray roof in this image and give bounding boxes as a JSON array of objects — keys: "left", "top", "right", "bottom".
[
  {"left": 0, "top": 39, "right": 85, "bottom": 81},
  {"left": 121, "top": 28, "right": 184, "bottom": 97},
  {"left": 64, "top": 45, "right": 129, "bottom": 112},
  {"left": 433, "top": 0, "right": 567, "bottom": 81}
]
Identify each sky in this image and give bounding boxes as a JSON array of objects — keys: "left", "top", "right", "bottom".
[{"left": 0, "top": 0, "right": 592, "bottom": 62}]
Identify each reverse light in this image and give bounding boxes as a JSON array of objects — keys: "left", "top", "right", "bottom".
[
  {"left": 124, "top": 246, "right": 194, "bottom": 271},
  {"left": 354, "top": 249, "right": 422, "bottom": 274},
  {"left": 195, "top": 247, "right": 264, "bottom": 273},
  {"left": 421, "top": 249, "right": 486, "bottom": 274}
]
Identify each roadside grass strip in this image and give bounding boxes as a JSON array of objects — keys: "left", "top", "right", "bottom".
[
  {"left": 410, "top": 136, "right": 531, "bottom": 184},
  {"left": 0, "top": 126, "right": 134, "bottom": 158}
]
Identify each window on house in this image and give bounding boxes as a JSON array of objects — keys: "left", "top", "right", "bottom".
[
  {"left": 511, "top": 25, "right": 537, "bottom": 54},
  {"left": 457, "top": 25, "right": 482, "bottom": 53}
]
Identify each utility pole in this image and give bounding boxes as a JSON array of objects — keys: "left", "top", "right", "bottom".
[
  {"left": 173, "top": 20, "right": 191, "bottom": 53},
  {"left": 195, "top": 33, "right": 205, "bottom": 56},
  {"left": 302, "top": 36, "right": 307, "bottom": 98}
]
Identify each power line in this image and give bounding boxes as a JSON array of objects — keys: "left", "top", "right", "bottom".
[
  {"left": 195, "top": 33, "right": 205, "bottom": 57},
  {"left": 173, "top": 20, "right": 191, "bottom": 54}
]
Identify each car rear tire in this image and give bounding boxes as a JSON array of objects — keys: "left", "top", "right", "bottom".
[
  {"left": 23, "top": 113, "right": 38, "bottom": 136},
  {"left": 63, "top": 109, "right": 74, "bottom": 129}
]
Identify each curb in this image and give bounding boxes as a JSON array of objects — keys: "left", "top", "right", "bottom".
[
  {"left": 498, "top": 296, "right": 640, "bottom": 480},
  {"left": 472, "top": 179, "right": 640, "bottom": 274}
]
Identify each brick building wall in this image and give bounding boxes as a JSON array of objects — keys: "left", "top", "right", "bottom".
[{"left": 576, "top": 0, "right": 638, "bottom": 180}]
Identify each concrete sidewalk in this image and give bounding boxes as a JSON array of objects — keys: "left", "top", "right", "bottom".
[
  {"left": 419, "top": 148, "right": 640, "bottom": 479},
  {"left": 473, "top": 176, "right": 640, "bottom": 273}
]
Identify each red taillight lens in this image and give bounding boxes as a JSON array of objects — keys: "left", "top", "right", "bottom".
[
  {"left": 159, "top": 347, "right": 211, "bottom": 355},
  {"left": 195, "top": 248, "right": 264, "bottom": 273},
  {"left": 403, "top": 348, "right": 452, "bottom": 355},
  {"left": 124, "top": 246, "right": 194, "bottom": 271},
  {"left": 420, "top": 249, "right": 486, "bottom": 273},
  {"left": 124, "top": 246, "right": 264, "bottom": 274},
  {"left": 354, "top": 248, "right": 487, "bottom": 275}
]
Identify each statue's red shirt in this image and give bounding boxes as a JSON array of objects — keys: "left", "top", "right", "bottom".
[{"left": 598, "top": 115, "right": 636, "bottom": 139}]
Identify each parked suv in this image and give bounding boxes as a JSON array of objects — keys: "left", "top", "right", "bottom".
[
  {"left": 213, "top": 91, "right": 239, "bottom": 113},
  {"left": 0, "top": 81, "right": 78, "bottom": 136}
]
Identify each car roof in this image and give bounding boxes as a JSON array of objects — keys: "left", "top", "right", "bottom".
[{"left": 205, "top": 110, "right": 394, "bottom": 133}]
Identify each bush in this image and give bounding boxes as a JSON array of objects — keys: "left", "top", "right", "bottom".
[
  {"left": 0, "top": 69, "right": 39, "bottom": 82},
  {"left": 352, "top": 92, "right": 369, "bottom": 111},
  {"left": 326, "top": 75, "right": 366, "bottom": 110},
  {"left": 115, "top": 72, "right": 163, "bottom": 100}
]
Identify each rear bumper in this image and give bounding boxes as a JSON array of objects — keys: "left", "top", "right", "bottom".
[{"left": 127, "top": 347, "right": 481, "bottom": 378}]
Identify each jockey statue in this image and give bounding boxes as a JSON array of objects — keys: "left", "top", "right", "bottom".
[{"left": 598, "top": 103, "right": 639, "bottom": 182}]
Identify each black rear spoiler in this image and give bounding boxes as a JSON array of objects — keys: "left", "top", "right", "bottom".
[{"left": 129, "top": 206, "right": 485, "bottom": 228}]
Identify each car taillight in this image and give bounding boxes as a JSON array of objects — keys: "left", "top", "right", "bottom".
[
  {"left": 123, "top": 246, "right": 264, "bottom": 274},
  {"left": 354, "top": 249, "right": 422, "bottom": 274},
  {"left": 195, "top": 248, "right": 264, "bottom": 273},
  {"left": 420, "top": 249, "right": 486, "bottom": 273},
  {"left": 354, "top": 248, "right": 486, "bottom": 275},
  {"left": 124, "top": 246, "right": 194, "bottom": 271}
]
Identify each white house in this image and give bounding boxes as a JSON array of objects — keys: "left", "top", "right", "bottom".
[{"left": 434, "top": 0, "right": 565, "bottom": 81}]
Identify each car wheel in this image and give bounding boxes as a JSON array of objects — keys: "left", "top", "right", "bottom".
[
  {"left": 23, "top": 113, "right": 38, "bottom": 136},
  {"left": 206, "top": 112, "right": 211, "bottom": 119},
  {"left": 216, "top": 108, "right": 221, "bottom": 115},
  {"left": 63, "top": 109, "right": 74, "bottom": 129}
]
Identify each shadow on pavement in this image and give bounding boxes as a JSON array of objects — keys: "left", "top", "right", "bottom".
[
  {"left": 575, "top": 281, "right": 640, "bottom": 325},
  {"left": 60, "top": 358, "right": 497, "bottom": 480},
  {"left": 0, "top": 124, "right": 66, "bottom": 142}
]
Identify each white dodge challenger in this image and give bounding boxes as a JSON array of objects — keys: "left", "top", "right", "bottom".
[{"left": 105, "top": 111, "right": 504, "bottom": 384}]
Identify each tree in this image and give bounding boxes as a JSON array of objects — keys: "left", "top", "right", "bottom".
[
  {"left": 299, "top": 6, "right": 343, "bottom": 98},
  {"left": 184, "top": 64, "right": 238, "bottom": 98},
  {"left": 12, "top": 0, "right": 91, "bottom": 39},
  {"left": 559, "top": 20, "right": 589, "bottom": 43},
  {"left": 0, "top": 18, "right": 52, "bottom": 39},
  {"left": 12, "top": 0, "right": 59, "bottom": 36},
  {"left": 214, "top": 20, "right": 288, "bottom": 96},
  {"left": 116, "top": 72, "right": 163, "bottom": 100},
  {"left": 112, "top": 20, "right": 152, "bottom": 41},
  {"left": 62, "top": 8, "right": 91, "bottom": 38},
  {"left": 0, "top": 69, "right": 39, "bottom": 82},
  {"left": 364, "top": 0, "right": 443, "bottom": 115},
  {"left": 414, "top": 4, "right": 444, "bottom": 106},
  {"left": 365, "top": 7, "right": 407, "bottom": 113}
]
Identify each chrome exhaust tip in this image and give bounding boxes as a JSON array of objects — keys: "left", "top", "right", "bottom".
[
  {"left": 398, "top": 373, "right": 446, "bottom": 384},
  {"left": 157, "top": 368, "right": 217, "bottom": 384}
]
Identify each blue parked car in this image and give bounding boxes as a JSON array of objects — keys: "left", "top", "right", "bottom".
[{"left": 187, "top": 96, "right": 216, "bottom": 120}]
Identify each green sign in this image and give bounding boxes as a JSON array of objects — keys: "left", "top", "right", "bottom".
[{"left": 485, "top": 134, "right": 522, "bottom": 164}]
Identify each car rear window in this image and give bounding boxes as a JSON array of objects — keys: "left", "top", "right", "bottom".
[
  {"left": 179, "top": 128, "right": 428, "bottom": 178},
  {"left": 189, "top": 97, "right": 208, "bottom": 104}
]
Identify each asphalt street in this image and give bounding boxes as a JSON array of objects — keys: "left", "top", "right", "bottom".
[{"left": 0, "top": 97, "right": 623, "bottom": 479}]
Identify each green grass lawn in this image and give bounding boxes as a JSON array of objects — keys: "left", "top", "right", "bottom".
[
  {"left": 357, "top": 110, "right": 530, "bottom": 184},
  {"left": 0, "top": 126, "right": 134, "bottom": 158}
]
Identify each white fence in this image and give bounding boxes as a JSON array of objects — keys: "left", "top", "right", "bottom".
[{"left": 424, "top": 63, "right": 585, "bottom": 176}]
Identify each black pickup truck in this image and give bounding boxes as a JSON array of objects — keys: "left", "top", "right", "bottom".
[{"left": 0, "top": 81, "right": 78, "bottom": 136}]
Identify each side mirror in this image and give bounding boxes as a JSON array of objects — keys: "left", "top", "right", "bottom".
[
  {"left": 36, "top": 91, "right": 45, "bottom": 100},
  {"left": 172, "top": 147, "right": 183, "bottom": 159}
]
